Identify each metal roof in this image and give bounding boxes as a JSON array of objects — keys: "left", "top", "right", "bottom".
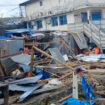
[
  {"left": 6, "top": 29, "right": 34, "bottom": 34},
  {"left": 20, "top": 0, "right": 38, "bottom": 6}
]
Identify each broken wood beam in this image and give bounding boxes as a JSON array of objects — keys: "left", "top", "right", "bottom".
[
  {"left": 58, "top": 95, "right": 72, "bottom": 103},
  {"left": 37, "top": 78, "right": 52, "bottom": 84},
  {"left": 33, "top": 46, "right": 75, "bottom": 71},
  {"left": 85, "top": 70, "right": 105, "bottom": 73},
  {"left": 60, "top": 72, "right": 72, "bottom": 80},
  {"left": 30, "top": 47, "right": 34, "bottom": 76},
  {"left": 0, "top": 52, "right": 23, "bottom": 59},
  {"left": 44, "top": 70, "right": 61, "bottom": 78}
]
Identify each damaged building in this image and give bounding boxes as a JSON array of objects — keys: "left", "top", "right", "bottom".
[
  {"left": 19, "top": 0, "right": 105, "bottom": 52},
  {"left": 20, "top": 0, "right": 105, "bottom": 31},
  {"left": 0, "top": 0, "right": 105, "bottom": 105}
]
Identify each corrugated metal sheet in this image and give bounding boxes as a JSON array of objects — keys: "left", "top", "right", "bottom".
[
  {"left": 32, "top": 85, "right": 62, "bottom": 95},
  {"left": 10, "top": 74, "right": 43, "bottom": 85},
  {"left": 20, "top": 84, "right": 42, "bottom": 101},
  {"left": 11, "top": 54, "right": 31, "bottom": 65},
  {"left": 0, "top": 39, "right": 24, "bottom": 55},
  {"left": 7, "top": 40, "right": 24, "bottom": 54},
  {"left": 72, "top": 33, "right": 88, "bottom": 50},
  {"left": 49, "top": 48, "right": 65, "bottom": 63},
  {"left": 9, "top": 84, "right": 41, "bottom": 92}
]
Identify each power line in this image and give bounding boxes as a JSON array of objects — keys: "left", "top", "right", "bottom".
[{"left": 9, "top": 7, "right": 19, "bottom": 11}]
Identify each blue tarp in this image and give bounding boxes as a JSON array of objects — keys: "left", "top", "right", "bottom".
[
  {"left": 6, "top": 28, "right": 35, "bottom": 37},
  {"left": 62, "top": 98, "right": 90, "bottom": 105},
  {"left": 38, "top": 70, "right": 51, "bottom": 80},
  {"left": 81, "top": 76, "right": 97, "bottom": 104},
  {"left": 19, "top": 65, "right": 50, "bottom": 80},
  {"left": 0, "top": 36, "right": 9, "bottom": 39},
  {"left": 21, "top": 66, "right": 51, "bottom": 80},
  {"left": 62, "top": 75, "right": 97, "bottom": 105}
]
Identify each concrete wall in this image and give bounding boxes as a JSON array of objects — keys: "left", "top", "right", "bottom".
[
  {"left": 74, "top": 0, "right": 105, "bottom": 6},
  {"left": 33, "top": 12, "right": 75, "bottom": 31},
  {"left": 88, "top": 0, "right": 105, "bottom": 3},
  {"left": 24, "top": 0, "right": 105, "bottom": 31},
  {"left": 25, "top": 0, "right": 73, "bottom": 18},
  {"left": 32, "top": 8, "right": 105, "bottom": 31},
  {"left": 73, "top": 8, "right": 105, "bottom": 23},
  {"left": 102, "top": 9, "right": 105, "bottom": 19},
  {"left": 24, "top": 0, "right": 105, "bottom": 19}
]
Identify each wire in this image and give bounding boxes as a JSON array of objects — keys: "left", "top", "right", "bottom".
[{"left": 9, "top": 7, "right": 19, "bottom": 12}]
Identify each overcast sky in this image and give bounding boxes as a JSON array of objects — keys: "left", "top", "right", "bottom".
[{"left": 0, "top": 0, "right": 28, "bottom": 17}]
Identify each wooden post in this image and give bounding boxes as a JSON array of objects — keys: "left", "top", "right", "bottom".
[
  {"left": 1, "top": 49, "right": 4, "bottom": 57},
  {"left": 33, "top": 46, "right": 75, "bottom": 71},
  {"left": 72, "top": 72, "right": 78, "bottom": 99},
  {"left": 30, "top": 47, "right": 34, "bottom": 76}
]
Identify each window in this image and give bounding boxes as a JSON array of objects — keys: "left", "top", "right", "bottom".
[
  {"left": 81, "top": 12, "right": 88, "bottom": 23},
  {"left": 28, "top": 21, "right": 33, "bottom": 29},
  {"left": 92, "top": 12, "right": 102, "bottom": 21},
  {"left": 40, "top": 1, "right": 43, "bottom": 6},
  {"left": 36, "top": 20, "right": 42, "bottom": 29},
  {"left": 59, "top": 15, "right": 67, "bottom": 25},
  {"left": 52, "top": 17, "right": 58, "bottom": 26}
]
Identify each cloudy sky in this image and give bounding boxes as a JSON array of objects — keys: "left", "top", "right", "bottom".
[{"left": 0, "top": 0, "right": 28, "bottom": 17}]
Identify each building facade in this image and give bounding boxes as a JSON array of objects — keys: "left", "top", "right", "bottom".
[{"left": 20, "top": 0, "right": 105, "bottom": 31}]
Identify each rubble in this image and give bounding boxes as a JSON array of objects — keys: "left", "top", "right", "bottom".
[{"left": 0, "top": 31, "right": 105, "bottom": 105}]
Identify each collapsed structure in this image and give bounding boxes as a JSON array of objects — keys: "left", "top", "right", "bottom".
[{"left": 0, "top": 0, "right": 105, "bottom": 105}]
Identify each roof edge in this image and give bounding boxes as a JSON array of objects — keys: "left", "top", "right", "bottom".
[{"left": 20, "top": 0, "right": 38, "bottom": 6}]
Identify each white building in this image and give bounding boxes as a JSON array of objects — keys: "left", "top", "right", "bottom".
[{"left": 20, "top": 0, "right": 105, "bottom": 31}]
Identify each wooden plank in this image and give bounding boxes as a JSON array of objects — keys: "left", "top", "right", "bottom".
[
  {"left": 60, "top": 72, "right": 72, "bottom": 80},
  {"left": 33, "top": 46, "right": 75, "bottom": 71},
  {"left": 0, "top": 52, "right": 23, "bottom": 59},
  {"left": 0, "top": 63, "right": 4, "bottom": 76},
  {"left": 30, "top": 47, "right": 34, "bottom": 76},
  {"left": 58, "top": 95, "right": 72, "bottom": 103}
]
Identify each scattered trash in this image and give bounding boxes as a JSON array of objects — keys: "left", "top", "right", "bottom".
[
  {"left": 9, "top": 73, "right": 43, "bottom": 85},
  {"left": 0, "top": 30, "right": 105, "bottom": 105},
  {"left": 77, "top": 54, "right": 105, "bottom": 62}
]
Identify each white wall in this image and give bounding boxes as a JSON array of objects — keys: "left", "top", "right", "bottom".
[
  {"left": 88, "top": 0, "right": 105, "bottom": 3},
  {"left": 25, "top": 0, "right": 75, "bottom": 18},
  {"left": 33, "top": 13, "right": 75, "bottom": 31},
  {"left": 67, "top": 13, "right": 75, "bottom": 24},
  {"left": 102, "top": 9, "right": 105, "bottom": 19},
  {"left": 25, "top": 0, "right": 105, "bottom": 18},
  {"left": 25, "top": 0, "right": 105, "bottom": 31}
]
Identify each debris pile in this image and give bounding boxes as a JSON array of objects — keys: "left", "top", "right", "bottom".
[{"left": 0, "top": 31, "right": 105, "bottom": 105}]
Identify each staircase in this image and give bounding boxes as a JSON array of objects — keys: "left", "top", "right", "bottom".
[
  {"left": 68, "top": 21, "right": 105, "bottom": 50},
  {"left": 84, "top": 22, "right": 105, "bottom": 49}
]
